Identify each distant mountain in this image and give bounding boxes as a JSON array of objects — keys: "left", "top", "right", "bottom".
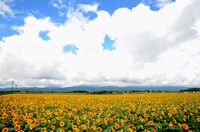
[{"left": 0, "top": 85, "right": 188, "bottom": 92}]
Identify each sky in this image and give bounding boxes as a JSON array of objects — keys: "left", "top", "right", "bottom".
[{"left": 0, "top": 0, "right": 200, "bottom": 87}]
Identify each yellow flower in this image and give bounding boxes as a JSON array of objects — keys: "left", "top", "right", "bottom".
[
  {"left": 2, "top": 113, "right": 7, "bottom": 119},
  {"left": 173, "top": 119, "right": 177, "bottom": 124},
  {"left": 182, "top": 124, "right": 189, "bottom": 130},
  {"left": 128, "top": 128, "right": 132, "bottom": 132},
  {"left": 114, "top": 123, "right": 120, "bottom": 129},
  {"left": 76, "top": 119, "right": 81, "bottom": 125},
  {"left": 60, "top": 129, "right": 65, "bottom": 132},
  {"left": 97, "top": 127, "right": 102, "bottom": 132},
  {"left": 178, "top": 123, "right": 182, "bottom": 127},
  {"left": 14, "top": 125, "right": 20, "bottom": 131},
  {"left": 27, "top": 119, "right": 32, "bottom": 124},
  {"left": 29, "top": 124, "right": 35, "bottom": 130},
  {"left": 96, "top": 118, "right": 101, "bottom": 122},
  {"left": 35, "top": 121, "right": 39, "bottom": 126},
  {"left": 112, "top": 128, "right": 115, "bottom": 132},
  {"left": 2, "top": 128, "right": 9, "bottom": 132},
  {"left": 72, "top": 125, "right": 77, "bottom": 130},
  {"left": 20, "top": 115, "right": 24, "bottom": 120},
  {"left": 29, "top": 113, "right": 33, "bottom": 117},
  {"left": 75, "top": 128, "right": 79, "bottom": 132},
  {"left": 52, "top": 125, "right": 55, "bottom": 130},
  {"left": 51, "top": 119, "right": 56, "bottom": 124},
  {"left": 12, "top": 117, "right": 18, "bottom": 124},
  {"left": 169, "top": 123, "right": 173, "bottom": 127},
  {"left": 148, "top": 121, "right": 154, "bottom": 126},
  {"left": 41, "top": 118, "right": 46, "bottom": 123},
  {"left": 168, "top": 113, "right": 172, "bottom": 117},
  {"left": 81, "top": 125, "right": 86, "bottom": 130},
  {"left": 104, "top": 117, "right": 109, "bottom": 121},
  {"left": 91, "top": 125, "right": 97, "bottom": 130},
  {"left": 60, "top": 121, "right": 65, "bottom": 127},
  {"left": 41, "top": 127, "right": 47, "bottom": 132}
]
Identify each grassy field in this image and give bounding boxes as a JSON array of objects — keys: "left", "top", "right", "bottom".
[{"left": 0, "top": 93, "right": 200, "bottom": 132}]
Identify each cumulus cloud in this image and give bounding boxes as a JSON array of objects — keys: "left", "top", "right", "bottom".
[
  {"left": 156, "top": 0, "right": 174, "bottom": 8},
  {"left": 50, "top": 0, "right": 68, "bottom": 17},
  {"left": 0, "top": 0, "right": 200, "bottom": 87},
  {"left": 78, "top": 3, "right": 99, "bottom": 13},
  {"left": 51, "top": 0, "right": 66, "bottom": 9},
  {"left": 0, "top": 1, "right": 14, "bottom": 17}
]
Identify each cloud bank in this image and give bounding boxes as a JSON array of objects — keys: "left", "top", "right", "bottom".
[
  {"left": 0, "top": 1, "right": 14, "bottom": 18},
  {"left": 0, "top": 0, "right": 200, "bottom": 87}
]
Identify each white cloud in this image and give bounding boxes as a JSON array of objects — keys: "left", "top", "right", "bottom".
[
  {"left": 51, "top": 0, "right": 66, "bottom": 9},
  {"left": 50, "top": 0, "right": 67, "bottom": 17},
  {"left": 78, "top": 3, "right": 99, "bottom": 13},
  {"left": 0, "top": 0, "right": 200, "bottom": 87},
  {"left": 156, "top": 0, "right": 174, "bottom": 8},
  {"left": 0, "top": 1, "right": 14, "bottom": 17}
]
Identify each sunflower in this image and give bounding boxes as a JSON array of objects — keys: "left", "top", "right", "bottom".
[
  {"left": 178, "top": 123, "right": 182, "bottom": 127},
  {"left": 91, "top": 125, "right": 96, "bottom": 130},
  {"left": 128, "top": 128, "right": 132, "bottom": 132},
  {"left": 14, "top": 125, "right": 20, "bottom": 131},
  {"left": 111, "top": 128, "right": 115, "bottom": 132},
  {"left": 168, "top": 113, "right": 172, "bottom": 117},
  {"left": 12, "top": 118, "right": 18, "bottom": 124},
  {"left": 112, "top": 116, "right": 116, "bottom": 121},
  {"left": 144, "top": 129, "right": 150, "bottom": 132},
  {"left": 127, "top": 124, "right": 134, "bottom": 129},
  {"left": 86, "top": 123, "right": 89, "bottom": 128},
  {"left": 51, "top": 119, "right": 56, "bottom": 124},
  {"left": 96, "top": 118, "right": 101, "bottom": 123},
  {"left": 60, "top": 129, "right": 65, "bottom": 132},
  {"left": 51, "top": 125, "right": 55, "bottom": 130},
  {"left": 114, "top": 123, "right": 120, "bottom": 129},
  {"left": 97, "top": 127, "right": 102, "bottom": 132},
  {"left": 2, "top": 113, "right": 7, "bottom": 119},
  {"left": 60, "top": 121, "right": 65, "bottom": 127},
  {"left": 35, "top": 121, "right": 39, "bottom": 126},
  {"left": 41, "top": 118, "right": 46, "bottom": 123},
  {"left": 81, "top": 125, "right": 86, "bottom": 130},
  {"left": 29, "top": 113, "right": 33, "bottom": 117},
  {"left": 148, "top": 121, "right": 154, "bottom": 126},
  {"left": 76, "top": 119, "right": 80, "bottom": 125},
  {"left": 72, "top": 124, "right": 77, "bottom": 130},
  {"left": 27, "top": 119, "right": 32, "bottom": 124},
  {"left": 182, "top": 124, "right": 189, "bottom": 130},
  {"left": 2, "top": 128, "right": 9, "bottom": 132},
  {"left": 29, "top": 124, "right": 35, "bottom": 130},
  {"left": 20, "top": 115, "right": 24, "bottom": 120},
  {"left": 169, "top": 123, "right": 173, "bottom": 127},
  {"left": 41, "top": 127, "right": 47, "bottom": 132},
  {"left": 75, "top": 128, "right": 79, "bottom": 132},
  {"left": 104, "top": 117, "right": 109, "bottom": 122},
  {"left": 173, "top": 118, "right": 177, "bottom": 124},
  {"left": 2, "top": 108, "right": 6, "bottom": 113}
]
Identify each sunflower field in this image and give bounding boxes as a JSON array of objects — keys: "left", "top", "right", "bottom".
[{"left": 0, "top": 93, "right": 200, "bottom": 132}]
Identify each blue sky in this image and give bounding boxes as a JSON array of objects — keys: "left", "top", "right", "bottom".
[
  {"left": 0, "top": 0, "right": 175, "bottom": 41},
  {"left": 0, "top": 0, "right": 200, "bottom": 87},
  {"left": 0, "top": 0, "right": 175, "bottom": 55}
]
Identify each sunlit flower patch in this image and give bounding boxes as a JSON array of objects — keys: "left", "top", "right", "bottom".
[{"left": 0, "top": 93, "right": 199, "bottom": 131}]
